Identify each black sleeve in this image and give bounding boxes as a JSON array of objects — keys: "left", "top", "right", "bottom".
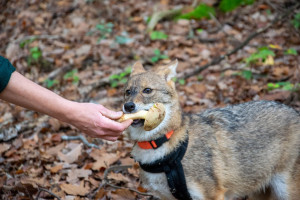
[{"left": 0, "top": 56, "right": 16, "bottom": 93}]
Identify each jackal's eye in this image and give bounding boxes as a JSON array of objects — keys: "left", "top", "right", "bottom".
[
  {"left": 125, "top": 89, "right": 131, "bottom": 96},
  {"left": 143, "top": 88, "right": 152, "bottom": 94}
]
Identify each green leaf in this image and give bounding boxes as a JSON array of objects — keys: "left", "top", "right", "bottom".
[
  {"left": 151, "top": 56, "right": 159, "bottom": 63},
  {"left": 196, "top": 29, "right": 204, "bottom": 34},
  {"left": 197, "top": 75, "right": 203, "bottom": 81},
  {"left": 267, "top": 82, "right": 295, "bottom": 91},
  {"left": 178, "top": 79, "right": 185, "bottom": 85},
  {"left": 292, "top": 12, "right": 300, "bottom": 29},
  {"left": 110, "top": 80, "right": 119, "bottom": 88},
  {"left": 115, "top": 35, "right": 134, "bottom": 44},
  {"left": 241, "top": 70, "right": 252, "bottom": 80},
  {"left": 153, "top": 49, "right": 161, "bottom": 56},
  {"left": 267, "top": 83, "right": 279, "bottom": 90},
  {"left": 160, "top": 54, "right": 169, "bottom": 59},
  {"left": 119, "top": 78, "right": 128, "bottom": 84},
  {"left": 282, "top": 83, "right": 294, "bottom": 91},
  {"left": 245, "top": 46, "right": 275, "bottom": 64},
  {"left": 30, "top": 47, "right": 42, "bottom": 60},
  {"left": 110, "top": 74, "right": 120, "bottom": 80},
  {"left": 219, "top": 0, "right": 254, "bottom": 12},
  {"left": 285, "top": 48, "right": 298, "bottom": 55},
  {"left": 19, "top": 37, "right": 36, "bottom": 48},
  {"left": 44, "top": 79, "right": 58, "bottom": 88},
  {"left": 119, "top": 72, "right": 127, "bottom": 79},
  {"left": 125, "top": 67, "right": 132, "bottom": 74},
  {"left": 178, "top": 3, "right": 215, "bottom": 20},
  {"left": 64, "top": 69, "right": 78, "bottom": 80},
  {"left": 150, "top": 31, "right": 168, "bottom": 40},
  {"left": 72, "top": 76, "right": 79, "bottom": 84}
]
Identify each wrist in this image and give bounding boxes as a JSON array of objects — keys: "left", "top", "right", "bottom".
[{"left": 53, "top": 99, "right": 77, "bottom": 124}]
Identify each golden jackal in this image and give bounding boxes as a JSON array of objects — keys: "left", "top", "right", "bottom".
[{"left": 122, "top": 60, "right": 300, "bottom": 200}]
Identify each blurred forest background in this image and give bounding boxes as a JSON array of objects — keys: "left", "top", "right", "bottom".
[{"left": 0, "top": 0, "right": 300, "bottom": 199}]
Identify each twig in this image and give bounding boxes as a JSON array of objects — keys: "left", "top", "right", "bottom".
[
  {"left": 88, "top": 165, "right": 153, "bottom": 198},
  {"left": 106, "top": 182, "right": 153, "bottom": 197},
  {"left": 47, "top": 65, "right": 73, "bottom": 80},
  {"left": 147, "top": 8, "right": 182, "bottom": 32},
  {"left": 12, "top": 35, "right": 61, "bottom": 44},
  {"left": 178, "top": 2, "right": 300, "bottom": 80},
  {"left": 35, "top": 187, "right": 61, "bottom": 200},
  {"left": 102, "top": 165, "right": 133, "bottom": 182},
  {"left": 209, "top": 12, "right": 229, "bottom": 37},
  {"left": 90, "top": 165, "right": 132, "bottom": 198},
  {"left": 61, "top": 135, "right": 100, "bottom": 149}
]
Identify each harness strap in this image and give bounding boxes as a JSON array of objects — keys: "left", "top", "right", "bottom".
[{"left": 139, "top": 136, "right": 192, "bottom": 200}]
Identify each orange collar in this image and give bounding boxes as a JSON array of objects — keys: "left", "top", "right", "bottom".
[{"left": 137, "top": 130, "right": 174, "bottom": 149}]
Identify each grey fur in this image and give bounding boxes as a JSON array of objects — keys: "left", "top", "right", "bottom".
[{"left": 124, "top": 61, "right": 300, "bottom": 200}]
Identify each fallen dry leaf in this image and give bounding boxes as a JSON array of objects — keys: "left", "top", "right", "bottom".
[
  {"left": 66, "top": 168, "right": 92, "bottom": 184},
  {"left": 49, "top": 164, "right": 64, "bottom": 173},
  {"left": 60, "top": 181, "right": 90, "bottom": 196},
  {"left": 107, "top": 172, "right": 130, "bottom": 183},
  {"left": 58, "top": 143, "right": 83, "bottom": 164},
  {"left": 0, "top": 143, "right": 11, "bottom": 154}
]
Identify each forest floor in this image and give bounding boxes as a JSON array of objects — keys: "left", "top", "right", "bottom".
[{"left": 0, "top": 0, "right": 300, "bottom": 199}]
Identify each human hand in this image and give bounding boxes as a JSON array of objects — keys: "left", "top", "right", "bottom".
[{"left": 65, "top": 102, "right": 132, "bottom": 141}]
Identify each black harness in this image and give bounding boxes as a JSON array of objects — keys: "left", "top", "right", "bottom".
[{"left": 138, "top": 135, "right": 192, "bottom": 200}]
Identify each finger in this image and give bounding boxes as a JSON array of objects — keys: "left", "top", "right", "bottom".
[
  {"left": 98, "top": 105, "right": 123, "bottom": 120},
  {"left": 101, "top": 135, "right": 120, "bottom": 141},
  {"left": 121, "top": 119, "right": 133, "bottom": 129},
  {"left": 97, "top": 115, "right": 130, "bottom": 132}
]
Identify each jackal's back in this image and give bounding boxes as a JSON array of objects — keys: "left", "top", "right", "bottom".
[{"left": 183, "top": 100, "right": 300, "bottom": 196}]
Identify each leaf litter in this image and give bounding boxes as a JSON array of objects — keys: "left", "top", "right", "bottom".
[{"left": 0, "top": 0, "right": 300, "bottom": 199}]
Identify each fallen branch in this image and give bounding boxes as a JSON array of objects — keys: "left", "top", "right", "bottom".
[
  {"left": 35, "top": 187, "right": 61, "bottom": 200},
  {"left": 12, "top": 35, "right": 62, "bottom": 44},
  {"left": 178, "top": 2, "right": 300, "bottom": 80},
  {"left": 89, "top": 164, "right": 153, "bottom": 198},
  {"left": 147, "top": 7, "right": 182, "bottom": 32},
  {"left": 47, "top": 65, "right": 73, "bottom": 80},
  {"left": 106, "top": 182, "right": 153, "bottom": 197},
  {"left": 61, "top": 135, "right": 100, "bottom": 149}
]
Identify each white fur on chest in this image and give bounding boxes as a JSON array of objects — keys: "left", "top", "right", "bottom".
[
  {"left": 141, "top": 169, "right": 205, "bottom": 200},
  {"left": 140, "top": 170, "right": 176, "bottom": 200}
]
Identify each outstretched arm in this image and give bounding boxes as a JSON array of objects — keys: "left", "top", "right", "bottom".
[{"left": 0, "top": 71, "right": 132, "bottom": 141}]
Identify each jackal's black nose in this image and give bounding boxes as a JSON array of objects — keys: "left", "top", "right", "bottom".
[{"left": 124, "top": 102, "right": 135, "bottom": 112}]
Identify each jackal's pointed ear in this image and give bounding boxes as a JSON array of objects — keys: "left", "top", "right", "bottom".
[
  {"left": 130, "top": 61, "right": 146, "bottom": 76},
  {"left": 156, "top": 59, "right": 178, "bottom": 81}
]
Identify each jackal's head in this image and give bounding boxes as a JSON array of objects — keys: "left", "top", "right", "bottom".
[{"left": 123, "top": 60, "right": 181, "bottom": 141}]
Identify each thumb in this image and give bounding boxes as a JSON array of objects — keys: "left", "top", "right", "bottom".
[{"left": 99, "top": 105, "right": 123, "bottom": 119}]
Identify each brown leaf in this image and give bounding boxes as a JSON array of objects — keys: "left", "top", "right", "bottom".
[
  {"left": 260, "top": 91, "right": 291, "bottom": 101},
  {"left": 46, "top": 142, "right": 65, "bottom": 155},
  {"left": 0, "top": 143, "right": 11, "bottom": 154},
  {"left": 272, "top": 66, "right": 290, "bottom": 77},
  {"left": 137, "top": 185, "right": 148, "bottom": 193},
  {"left": 60, "top": 181, "right": 90, "bottom": 196},
  {"left": 90, "top": 149, "right": 121, "bottom": 171},
  {"left": 107, "top": 172, "right": 130, "bottom": 183},
  {"left": 111, "top": 188, "right": 136, "bottom": 200},
  {"left": 95, "top": 188, "right": 107, "bottom": 199},
  {"left": 58, "top": 143, "right": 82, "bottom": 164},
  {"left": 119, "top": 157, "right": 135, "bottom": 165},
  {"left": 50, "top": 164, "right": 63, "bottom": 173},
  {"left": 66, "top": 168, "right": 92, "bottom": 184},
  {"left": 21, "top": 177, "right": 49, "bottom": 188}
]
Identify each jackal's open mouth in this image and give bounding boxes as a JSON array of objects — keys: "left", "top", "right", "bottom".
[{"left": 131, "top": 119, "right": 145, "bottom": 127}]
